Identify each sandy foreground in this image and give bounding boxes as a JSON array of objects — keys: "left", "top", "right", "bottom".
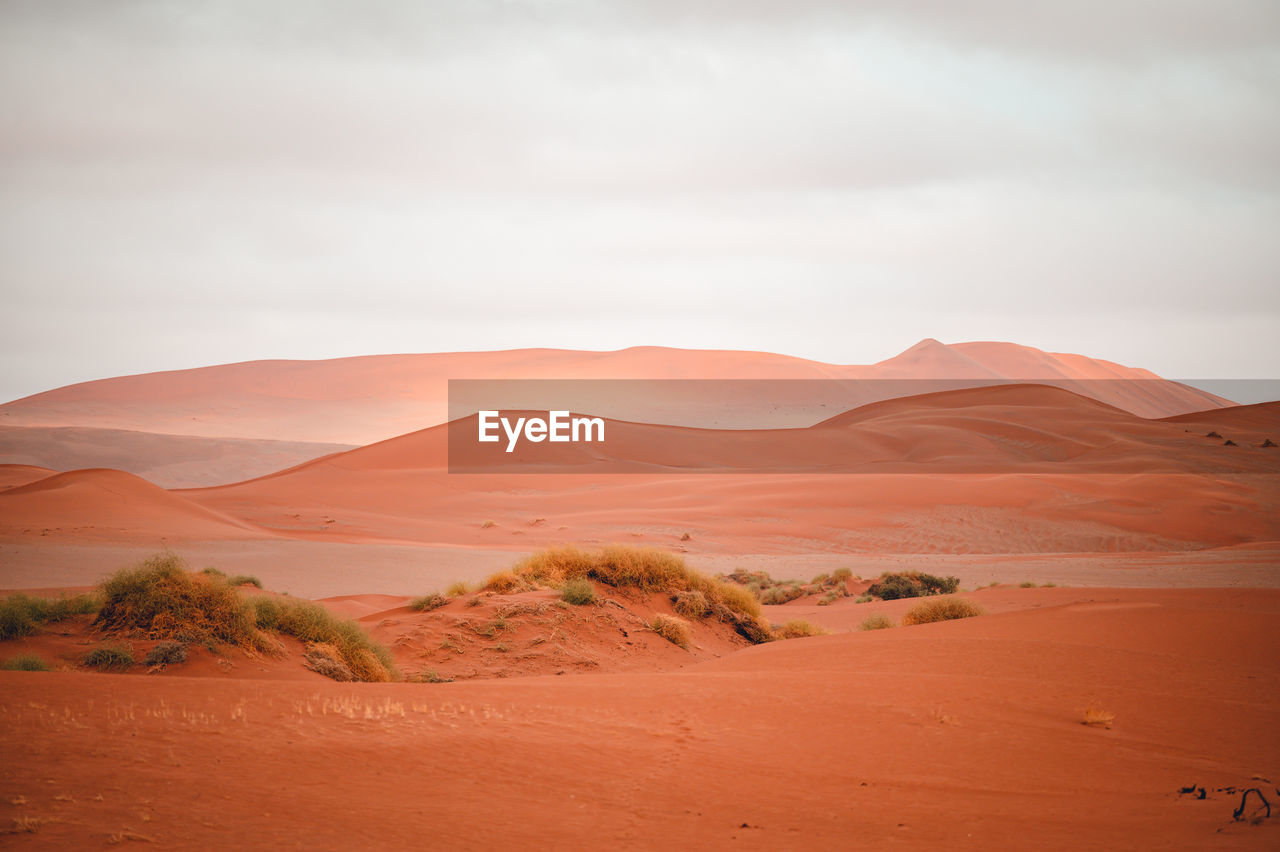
[{"left": 2, "top": 586, "right": 1277, "bottom": 849}]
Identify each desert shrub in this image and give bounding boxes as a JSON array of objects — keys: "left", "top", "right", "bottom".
[
  {"left": 483, "top": 570, "right": 529, "bottom": 594},
  {"left": 867, "top": 572, "right": 959, "bottom": 600},
  {"left": 1081, "top": 704, "right": 1116, "bottom": 729},
  {"left": 446, "top": 581, "right": 470, "bottom": 597},
  {"left": 672, "top": 589, "right": 709, "bottom": 619},
  {"left": 561, "top": 578, "right": 596, "bottom": 606},
  {"left": 760, "top": 584, "right": 806, "bottom": 605},
  {"left": 83, "top": 644, "right": 134, "bottom": 670},
  {"left": 481, "top": 519, "right": 497, "bottom": 528},
  {"left": 901, "top": 598, "right": 984, "bottom": 626},
  {"left": 200, "top": 567, "right": 226, "bottom": 578},
  {"left": 410, "top": 593, "right": 449, "bottom": 612},
  {"left": 1019, "top": 581, "right": 1036, "bottom": 588},
  {"left": 773, "top": 619, "right": 827, "bottom": 639},
  {"left": 250, "top": 597, "right": 395, "bottom": 682},
  {"left": 94, "top": 554, "right": 269, "bottom": 652},
  {"left": 227, "top": 575, "right": 263, "bottom": 588},
  {"left": 143, "top": 641, "right": 188, "bottom": 666},
  {"left": 855, "top": 594, "right": 872, "bottom": 604},
  {"left": 832, "top": 568, "right": 852, "bottom": 582},
  {"left": 302, "top": 643, "right": 353, "bottom": 681},
  {"left": 0, "top": 593, "right": 100, "bottom": 640},
  {"left": 650, "top": 614, "right": 691, "bottom": 649},
  {"left": 2, "top": 654, "right": 52, "bottom": 671},
  {"left": 512, "top": 546, "right": 769, "bottom": 642},
  {"left": 859, "top": 614, "right": 894, "bottom": 631}
]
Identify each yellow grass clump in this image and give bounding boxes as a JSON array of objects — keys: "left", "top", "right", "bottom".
[
  {"left": 510, "top": 545, "right": 771, "bottom": 642},
  {"left": 773, "top": 619, "right": 828, "bottom": 639},
  {"left": 650, "top": 613, "right": 691, "bottom": 649},
  {"left": 901, "top": 597, "right": 984, "bottom": 626},
  {"left": 251, "top": 597, "right": 395, "bottom": 682},
  {"left": 1082, "top": 704, "right": 1116, "bottom": 729}
]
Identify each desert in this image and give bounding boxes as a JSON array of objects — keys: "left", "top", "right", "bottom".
[
  {"left": 2, "top": 341, "right": 1278, "bottom": 849},
  {"left": 4, "top": 2, "right": 1279, "bottom": 847}
]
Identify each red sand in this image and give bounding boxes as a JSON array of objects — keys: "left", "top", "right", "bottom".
[{"left": 2, "top": 587, "right": 1276, "bottom": 848}]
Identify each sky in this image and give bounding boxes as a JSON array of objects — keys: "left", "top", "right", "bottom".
[{"left": 2, "top": 0, "right": 1278, "bottom": 402}]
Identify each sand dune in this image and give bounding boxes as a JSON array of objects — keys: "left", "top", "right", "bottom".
[
  {"left": 0, "top": 468, "right": 264, "bottom": 542},
  {"left": 0, "top": 424, "right": 356, "bottom": 488},
  {"left": 1, "top": 586, "right": 1275, "bottom": 848},
  {"left": 0, "top": 341, "right": 1230, "bottom": 446},
  {"left": 1, "top": 383, "right": 1273, "bottom": 557},
  {"left": 152, "top": 385, "right": 1276, "bottom": 554}
]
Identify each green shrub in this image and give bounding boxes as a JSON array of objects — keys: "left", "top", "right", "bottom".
[
  {"left": 94, "top": 554, "right": 268, "bottom": 652},
  {"left": 561, "top": 578, "right": 596, "bottom": 606},
  {"left": 2, "top": 654, "right": 52, "bottom": 671},
  {"left": 410, "top": 593, "right": 449, "bottom": 612},
  {"left": 83, "top": 644, "right": 134, "bottom": 670},
  {"left": 227, "top": 575, "right": 263, "bottom": 588},
  {"left": 251, "top": 597, "right": 396, "bottom": 682},
  {"left": 143, "top": 641, "right": 188, "bottom": 666},
  {"left": 867, "top": 572, "right": 959, "bottom": 600},
  {"left": 901, "top": 598, "right": 984, "bottom": 625},
  {"left": 773, "top": 619, "right": 827, "bottom": 639},
  {"left": 0, "top": 593, "right": 100, "bottom": 641},
  {"left": 650, "top": 613, "right": 691, "bottom": 649},
  {"left": 859, "top": 614, "right": 894, "bottom": 631}
]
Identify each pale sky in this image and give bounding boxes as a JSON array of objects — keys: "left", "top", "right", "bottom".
[{"left": 2, "top": 1, "right": 1278, "bottom": 402}]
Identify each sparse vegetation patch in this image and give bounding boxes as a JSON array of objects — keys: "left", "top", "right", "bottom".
[
  {"left": 901, "top": 598, "right": 984, "bottom": 625},
  {"left": 0, "top": 593, "right": 100, "bottom": 641},
  {"left": 867, "top": 572, "right": 959, "bottom": 600},
  {"left": 2, "top": 654, "right": 52, "bottom": 671},
  {"left": 83, "top": 644, "right": 134, "bottom": 671},
  {"left": 410, "top": 593, "right": 449, "bottom": 612}
]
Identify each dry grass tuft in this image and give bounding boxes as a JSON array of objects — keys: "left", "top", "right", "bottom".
[
  {"left": 83, "top": 644, "right": 134, "bottom": 671},
  {"left": 773, "top": 619, "right": 828, "bottom": 639},
  {"left": 672, "top": 589, "right": 709, "bottom": 619},
  {"left": 560, "top": 578, "right": 596, "bottom": 605},
  {"left": 1081, "top": 704, "right": 1116, "bottom": 729},
  {"left": 446, "top": 581, "right": 470, "bottom": 597},
  {"left": 409, "top": 593, "right": 449, "bottom": 612},
  {"left": 482, "top": 570, "right": 531, "bottom": 594},
  {"left": 650, "top": 613, "right": 691, "bottom": 649},
  {"left": 859, "top": 614, "right": 895, "bottom": 631},
  {"left": 2, "top": 654, "right": 53, "bottom": 671},
  {"left": 303, "top": 643, "right": 354, "bottom": 681},
  {"left": 901, "top": 597, "right": 984, "bottom": 625},
  {"left": 251, "top": 597, "right": 395, "bottom": 682}
]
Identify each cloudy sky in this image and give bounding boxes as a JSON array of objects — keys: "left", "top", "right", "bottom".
[{"left": 2, "top": 1, "right": 1278, "bottom": 402}]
